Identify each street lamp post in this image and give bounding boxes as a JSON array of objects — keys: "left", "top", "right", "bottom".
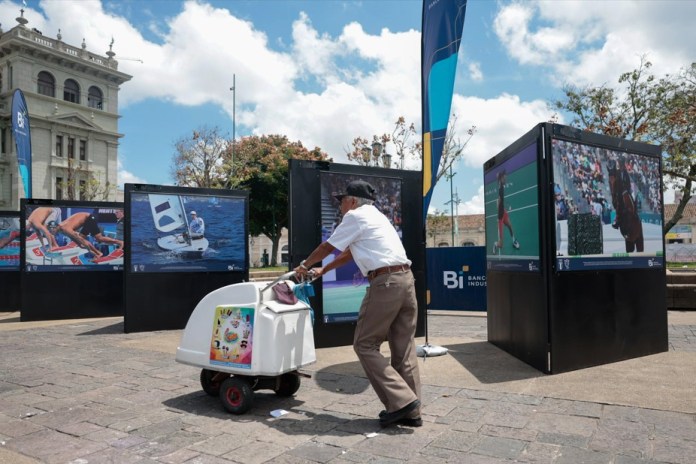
[
  {"left": 229, "top": 74, "right": 236, "bottom": 178},
  {"left": 364, "top": 139, "right": 392, "bottom": 168}
]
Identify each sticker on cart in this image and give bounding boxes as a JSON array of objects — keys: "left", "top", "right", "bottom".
[{"left": 209, "top": 305, "right": 254, "bottom": 369}]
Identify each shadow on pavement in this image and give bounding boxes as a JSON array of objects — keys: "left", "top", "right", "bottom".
[
  {"left": 77, "top": 321, "right": 124, "bottom": 335},
  {"left": 444, "top": 341, "right": 544, "bottom": 383},
  {"left": 162, "top": 390, "right": 404, "bottom": 436}
]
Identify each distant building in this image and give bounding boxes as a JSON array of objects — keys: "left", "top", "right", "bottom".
[
  {"left": 0, "top": 9, "right": 131, "bottom": 209},
  {"left": 426, "top": 214, "right": 485, "bottom": 248},
  {"left": 665, "top": 204, "right": 696, "bottom": 244}
]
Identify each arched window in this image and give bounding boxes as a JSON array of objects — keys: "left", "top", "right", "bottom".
[
  {"left": 462, "top": 241, "right": 476, "bottom": 247},
  {"left": 437, "top": 242, "right": 450, "bottom": 247},
  {"left": 87, "top": 86, "right": 103, "bottom": 109},
  {"left": 37, "top": 71, "right": 55, "bottom": 97},
  {"left": 63, "top": 79, "right": 80, "bottom": 103}
]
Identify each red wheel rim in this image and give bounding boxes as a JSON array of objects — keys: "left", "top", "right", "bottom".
[{"left": 225, "top": 386, "right": 242, "bottom": 407}]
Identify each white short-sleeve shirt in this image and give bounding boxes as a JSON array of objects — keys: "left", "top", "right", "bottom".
[{"left": 327, "top": 204, "right": 410, "bottom": 276}]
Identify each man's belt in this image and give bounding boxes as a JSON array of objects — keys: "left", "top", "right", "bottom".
[{"left": 367, "top": 264, "right": 410, "bottom": 281}]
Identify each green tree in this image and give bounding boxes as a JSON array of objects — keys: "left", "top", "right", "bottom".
[
  {"left": 228, "top": 135, "right": 330, "bottom": 266},
  {"left": 426, "top": 209, "right": 451, "bottom": 247},
  {"left": 171, "top": 126, "right": 229, "bottom": 188},
  {"left": 555, "top": 59, "right": 695, "bottom": 234}
]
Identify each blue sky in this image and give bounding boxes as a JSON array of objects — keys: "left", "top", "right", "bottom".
[{"left": 3, "top": 0, "right": 694, "bottom": 212}]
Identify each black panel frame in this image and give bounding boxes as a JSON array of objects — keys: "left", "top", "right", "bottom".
[
  {"left": 545, "top": 124, "right": 667, "bottom": 373},
  {"left": 484, "top": 126, "right": 549, "bottom": 372},
  {"left": 20, "top": 198, "right": 123, "bottom": 321},
  {"left": 485, "top": 123, "right": 668, "bottom": 374},
  {"left": 123, "top": 184, "right": 249, "bottom": 333},
  {"left": 288, "top": 160, "right": 426, "bottom": 348},
  {"left": 0, "top": 210, "right": 21, "bottom": 311}
]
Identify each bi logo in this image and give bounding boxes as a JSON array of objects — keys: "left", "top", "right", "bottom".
[{"left": 443, "top": 265, "right": 486, "bottom": 289}]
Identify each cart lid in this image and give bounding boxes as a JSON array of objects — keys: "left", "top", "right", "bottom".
[{"left": 264, "top": 300, "right": 309, "bottom": 314}]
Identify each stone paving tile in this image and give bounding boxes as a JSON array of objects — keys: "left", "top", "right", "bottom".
[
  {"left": 0, "top": 418, "right": 45, "bottom": 438},
  {"left": 470, "top": 435, "right": 527, "bottom": 460},
  {"left": 556, "top": 445, "right": 615, "bottom": 464},
  {"left": 651, "top": 435, "right": 696, "bottom": 464},
  {"left": 537, "top": 431, "right": 591, "bottom": 448},
  {"left": 479, "top": 424, "right": 538, "bottom": 442},
  {"left": 519, "top": 441, "right": 562, "bottom": 462},
  {"left": 527, "top": 411, "right": 598, "bottom": 437},
  {"left": 0, "top": 314, "right": 694, "bottom": 464},
  {"left": 220, "top": 439, "right": 289, "bottom": 464},
  {"left": 286, "top": 441, "right": 344, "bottom": 463},
  {"left": 589, "top": 418, "right": 653, "bottom": 457},
  {"left": 187, "top": 433, "right": 244, "bottom": 456},
  {"left": 4, "top": 428, "right": 108, "bottom": 464}
]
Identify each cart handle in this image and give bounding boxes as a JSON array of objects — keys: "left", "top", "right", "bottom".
[{"left": 260, "top": 270, "right": 297, "bottom": 293}]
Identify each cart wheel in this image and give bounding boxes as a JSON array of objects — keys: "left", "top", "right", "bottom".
[
  {"left": 200, "top": 369, "right": 226, "bottom": 396},
  {"left": 220, "top": 377, "right": 253, "bottom": 414},
  {"left": 275, "top": 372, "right": 301, "bottom": 397}
]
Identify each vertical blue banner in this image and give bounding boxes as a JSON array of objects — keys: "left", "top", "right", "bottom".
[
  {"left": 11, "top": 89, "right": 32, "bottom": 199},
  {"left": 422, "top": 0, "right": 467, "bottom": 220}
]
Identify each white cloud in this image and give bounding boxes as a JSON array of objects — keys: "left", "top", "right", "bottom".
[
  {"left": 117, "top": 159, "right": 147, "bottom": 188},
  {"left": 494, "top": 0, "right": 695, "bottom": 87},
  {"left": 458, "top": 184, "right": 485, "bottom": 214},
  {"left": 468, "top": 62, "right": 483, "bottom": 82},
  {"left": 450, "top": 93, "right": 558, "bottom": 168}
]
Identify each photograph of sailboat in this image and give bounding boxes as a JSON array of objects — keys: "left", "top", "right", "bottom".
[{"left": 129, "top": 192, "right": 246, "bottom": 272}]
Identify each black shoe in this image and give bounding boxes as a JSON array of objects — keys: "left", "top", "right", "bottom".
[
  {"left": 399, "top": 417, "right": 423, "bottom": 427},
  {"left": 379, "top": 410, "right": 423, "bottom": 427},
  {"left": 379, "top": 400, "right": 420, "bottom": 427}
]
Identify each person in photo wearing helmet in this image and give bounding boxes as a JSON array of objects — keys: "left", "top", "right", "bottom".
[
  {"left": 294, "top": 180, "right": 421, "bottom": 427},
  {"left": 188, "top": 210, "right": 205, "bottom": 240}
]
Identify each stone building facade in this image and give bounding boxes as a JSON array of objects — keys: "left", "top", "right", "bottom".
[{"left": 0, "top": 11, "right": 131, "bottom": 209}]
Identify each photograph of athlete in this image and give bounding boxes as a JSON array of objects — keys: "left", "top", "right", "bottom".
[{"left": 493, "top": 170, "right": 520, "bottom": 253}]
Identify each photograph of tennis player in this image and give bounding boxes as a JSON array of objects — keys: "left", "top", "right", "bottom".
[{"left": 318, "top": 171, "right": 403, "bottom": 323}]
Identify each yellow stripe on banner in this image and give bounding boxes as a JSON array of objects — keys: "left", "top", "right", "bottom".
[{"left": 423, "top": 132, "right": 432, "bottom": 197}]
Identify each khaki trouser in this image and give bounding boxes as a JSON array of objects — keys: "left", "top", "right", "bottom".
[{"left": 353, "top": 269, "right": 421, "bottom": 415}]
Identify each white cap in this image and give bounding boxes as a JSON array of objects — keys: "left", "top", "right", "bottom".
[{"left": 190, "top": 210, "right": 196, "bottom": 215}]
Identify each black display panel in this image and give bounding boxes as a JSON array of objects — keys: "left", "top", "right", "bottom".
[
  {"left": 0, "top": 211, "right": 21, "bottom": 311},
  {"left": 551, "top": 138, "right": 664, "bottom": 271},
  {"left": 124, "top": 184, "right": 249, "bottom": 333},
  {"left": 289, "top": 160, "right": 426, "bottom": 348},
  {"left": 20, "top": 199, "right": 124, "bottom": 321},
  {"left": 129, "top": 192, "right": 246, "bottom": 273},
  {"left": 484, "top": 142, "right": 541, "bottom": 272},
  {"left": 0, "top": 211, "right": 21, "bottom": 271},
  {"left": 23, "top": 203, "right": 124, "bottom": 272},
  {"left": 485, "top": 123, "right": 667, "bottom": 374},
  {"left": 319, "top": 171, "right": 403, "bottom": 323}
]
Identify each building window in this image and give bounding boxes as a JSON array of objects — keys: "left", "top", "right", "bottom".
[
  {"left": 79, "top": 140, "right": 87, "bottom": 161},
  {"left": 55, "top": 135, "right": 63, "bottom": 157},
  {"left": 87, "top": 86, "right": 103, "bottom": 109},
  {"left": 1, "top": 128, "right": 6, "bottom": 154},
  {"left": 67, "top": 137, "right": 75, "bottom": 159},
  {"left": 63, "top": 79, "right": 80, "bottom": 103},
  {"left": 37, "top": 71, "right": 56, "bottom": 97},
  {"left": 437, "top": 242, "right": 450, "bottom": 247},
  {"left": 56, "top": 177, "right": 63, "bottom": 200},
  {"left": 79, "top": 180, "right": 86, "bottom": 200},
  {"left": 462, "top": 241, "right": 476, "bottom": 247}
]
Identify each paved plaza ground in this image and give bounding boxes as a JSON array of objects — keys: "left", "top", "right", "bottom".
[{"left": 0, "top": 310, "right": 694, "bottom": 464}]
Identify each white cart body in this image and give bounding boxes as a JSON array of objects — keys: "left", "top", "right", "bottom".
[{"left": 176, "top": 280, "right": 316, "bottom": 377}]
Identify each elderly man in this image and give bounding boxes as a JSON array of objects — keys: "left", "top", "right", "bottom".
[{"left": 294, "top": 180, "right": 421, "bottom": 427}]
